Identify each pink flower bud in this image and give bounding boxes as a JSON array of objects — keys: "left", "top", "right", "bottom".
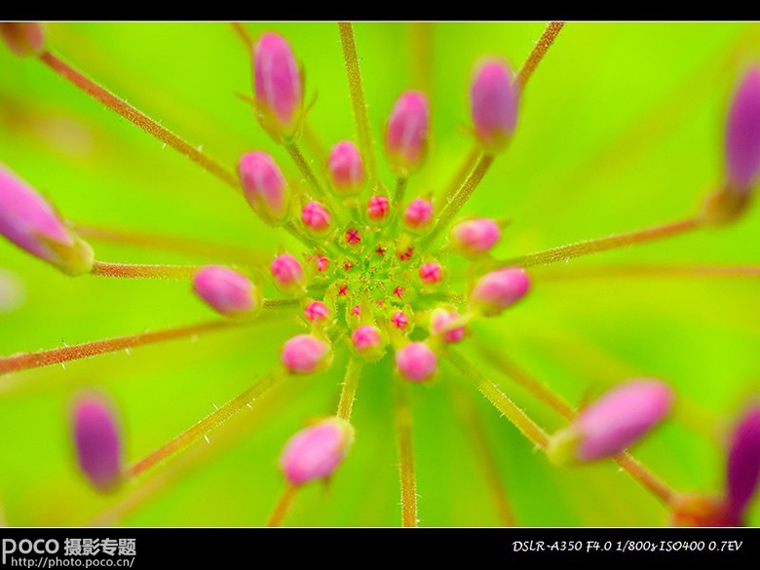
[
  {"left": 469, "top": 267, "right": 530, "bottom": 316},
  {"left": 308, "top": 254, "right": 330, "bottom": 273},
  {"left": 328, "top": 140, "right": 365, "bottom": 195},
  {"left": 72, "top": 393, "right": 123, "bottom": 493},
  {"left": 402, "top": 198, "right": 434, "bottom": 233},
  {"left": 193, "top": 266, "right": 259, "bottom": 318},
  {"left": 367, "top": 195, "right": 390, "bottom": 224},
  {"left": 450, "top": 218, "right": 501, "bottom": 257},
  {"left": 345, "top": 228, "right": 361, "bottom": 246},
  {"left": 470, "top": 58, "right": 518, "bottom": 154},
  {"left": 395, "top": 342, "right": 437, "bottom": 383},
  {"left": 238, "top": 152, "right": 291, "bottom": 226},
  {"left": 304, "top": 301, "right": 330, "bottom": 323},
  {"left": 253, "top": 33, "right": 303, "bottom": 141},
  {"left": 300, "top": 201, "right": 333, "bottom": 236},
  {"left": 725, "top": 68, "right": 760, "bottom": 194},
  {"left": 670, "top": 495, "right": 731, "bottom": 527},
  {"left": 391, "top": 310, "right": 409, "bottom": 330},
  {"left": 418, "top": 262, "right": 443, "bottom": 286},
  {"left": 271, "top": 253, "right": 305, "bottom": 295},
  {"left": 279, "top": 417, "right": 354, "bottom": 485},
  {"left": 351, "top": 325, "right": 386, "bottom": 361},
  {"left": 0, "top": 23, "right": 45, "bottom": 57},
  {"left": 281, "top": 334, "right": 332, "bottom": 375},
  {"left": 0, "top": 164, "right": 94, "bottom": 276},
  {"left": 726, "top": 406, "right": 760, "bottom": 523},
  {"left": 430, "top": 308, "right": 465, "bottom": 343},
  {"left": 384, "top": 90, "right": 430, "bottom": 175},
  {"left": 548, "top": 379, "right": 674, "bottom": 465}
]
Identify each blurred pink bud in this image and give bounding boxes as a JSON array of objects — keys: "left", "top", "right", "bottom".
[
  {"left": 430, "top": 308, "right": 465, "bottom": 343},
  {"left": 671, "top": 495, "right": 731, "bottom": 527},
  {"left": 0, "top": 23, "right": 45, "bottom": 57},
  {"left": 470, "top": 58, "right": 518, "bottom": 154},
  {"left": 238, "top": 152, "right": 291, "bottom": 226},
  {"left": 384, "top": 90, "right": 430, "bottom": 175},
  {"left": 469, "top": 267, "right": 530, "bottom": 316},
  {"left": 367, "top": 195, "right": 390, "bottom": 224},
  {"left": 308, "top": 254, "right": 330, "bottom": 273},
  {"left": 345, "top": 228, "right": 361, "bottom": 246},
  {"left": 549, "top": 379, "right": 674, "bottom": 465},
  {"left": 72, "top": 393, "right": 123, "bottom": 493},
  {"left": 0, "top": 164, "right": 94, "bottom": 276},
  {"left": 450, "top": 218, "right": 501, "bottom": 257},
  {"left": 193, "top": 266, "right": 259, "bottom": 318},
  {"left": 281, "top": 334, "right": 331, "bottom": 375},
  {"left": 395, "top": 342, "right": 437, "bottom": 383},
  {"left": 418, "top": 262, "right": 443, "bottom": 286},
  {"left": 304, "top": 301, "right": 330, "bottom": 323},
  {"left": 328, "top": 141, "right": 365, "bottom": 195},
  {"left": 300, "top": 201, "right": 333, "bottom": 235},
  {"left": 726, "top": 406, "right": 760, "bottom": 524},
  {"left": 402, "top": 198, "right": 434, "bottom": 233},
  {"left": 351, "top": 325, "right": 386, "bottom": 361},
  {"left": 726, "top": 68, "right": 760, "bottom": 193},
  {"left": 271, "top": 253, "right": 305, "bottom": 295},
  {"left": 253, "top": 33, "right": 303, "bottom": 141},
  {"left": 391, "top": 310, "right": 409, "bottom": 330},
  {"left": 279, "top": 417, "right": 354, "bottom": 485}
]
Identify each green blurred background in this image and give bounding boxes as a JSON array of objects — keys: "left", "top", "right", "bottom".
[{"left": 0, "top": 22, "right": 759, "bottom": 527}]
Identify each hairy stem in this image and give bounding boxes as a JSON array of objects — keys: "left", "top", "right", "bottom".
[
  {"left": 0, "top": 319, "right": 269, "bottom": 376},
  {"left": 447, "top": 348, "right": 550, "bottom": 449},
  {"left": 393, "top": 177, "right": 408, "bottom": 210},
  {"left": 423, "top": 154, "right": 495, "bottom": 248},
  {"left": 39, "top": 51, "right": 240, "bottom": 190},
  {"left": 516, "top": 22, "right": 565, "bottom": 91},
  {"left": 613, "top": 453, "right": 674, "bottom": 504},
  {"left": 90, "top": 261, "right": 203, "bottom": 279},
  {"left": 337, "top": 356, "right": 363, "bottom": 420},
  {"left": 231, "top": 22, "right": 252, "bottom": 49},
  {"left": 128, "top": 369, "right": 287, "bottom": 478},
  {"left": 338, "top": 22, "right": 379, "bottom": 189},
  {"left": 267, "top": 485, "right": 299, "bottom": 527},
  {"left": 448, "top": 382, "right": 518, "bottom": 526},
  {"left": 393, "top": 380, "right": 418, "bottom": 527},
  {"left": 72, "top": 223, "right": 265, "bottom": 265},
  {"left": 495, "top": 217, "right": 704, "bottom": 269},
  {"left": 284, "top": 142, "right": 328, "bottom": 199},
  {"left": 534, "top": 264, "right": 760, "bottom": 281},
  {"left": 436, "top": 145, "right": 480, "bottom": 210}
]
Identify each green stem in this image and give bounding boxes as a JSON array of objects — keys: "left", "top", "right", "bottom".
[
  {"left": 516, "top": 22, "right": 565, "bottom": 91},
  {"left": 393, "top": 380, "right": 418, "bottom": 527},
  {"left": 337, "top": 356, "right": 363, "bottom": 420},
  {"left": 338, "top": 22, "right": 379, "bottom": 189},
  {"left": 90, "top": 261, "right": 202, "bottom": 279}
]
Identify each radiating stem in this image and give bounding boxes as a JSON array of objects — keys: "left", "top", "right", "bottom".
[
  {"left": 409, "top": 23, "right": 434, "bottom": 95},
  {"left": 436, "top": 145, "right": 480, "bottom": 210},
  {"left": 393, "top": 380, "right": 418, "bottom": 527},
  {"left": 495, "top": 216, "right": 705, "bottom": 269},
  {"left": 72, "top": 223, "right": 265, "bottom": 265},
  {"left": 424, "top": 290, "right": 466, "bottom": 305},
  {"left": 38, "top": 51, "right": 240, "bottom": 191},
  {"left": 474, "top": 341, "right": 575, "bottom": 420},
  {"left": 447, "top": 348, "right": 550, "bottom": 450},
  {"left": 534, "top": 264, "right": 760, "bottom": 281},
  {"left": 423, "top": 154, "right": 495, "bottom": 249},
  {"left": 267, "top": 485, "right": 299, "bottom": 527},
  {"left": 0, "top": 319, "right": 267, "bottom": 376},
  {"left": 393, "top": 177, "right": 408, "bottom": 210},
  {"left": 516, "top": 22, "right": 565, "bottom": 91},
  {"left": 338, "top": 22, "right": 379, "bottom": 189},
  {"left": 90, "top": 261, "right": 203, "bottom": 279},
  {"left": 448, "top": 382, "right": 518, "bottom": 526},
  {"left": 128, "top": 369, "right": 287, "bottom": 478},
  {"left": 337, "top": 356, "right": 363, "bottom": 420},
  {"left": 231, "top": 22, "right": 253, "bottom": 49},
  {"left": 470, "top": 343, "right": 677, "bottom": 505}
]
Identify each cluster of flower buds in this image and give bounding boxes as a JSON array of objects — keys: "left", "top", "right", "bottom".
[
  {"left": 0, "top": 23, "right": 45, "bottom": 57},
  {"left": 279, "top": 417, "right": 355, "bottom": 486},
  {"left": 547, "top": 379, "right": 674, "bottom": 465},
  {"left": 704, "top": 67, "right": 760, "bottom": 224},
  {"left": 71, "top": 393, "right": 123, "bottom": 493},
  {"left": 193, "top": 266, "right": 261, "bottom": 318},
  {"left": 470, "top": 58, "right": 518, "bottom": 155},
  {"left": 252, "top": 33, "right": 304, "bottom": 143},
  {"left": 0, "top": 164, "right": 94, "bottom": 276}
]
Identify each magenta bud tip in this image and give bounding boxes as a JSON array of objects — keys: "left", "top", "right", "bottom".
[
  {"left": 328, "top": 141, "right": 365, "bottom": 195},
  {"left": 238, "top": 152, "right": 291, "bottom": 226},
  {"left": 395, "top": 342, "right": 437, "bottom": 383},
  {"left": 367, "top": 195, "right": 390, "bottom": 224},
  {"left": 301, "top": 201, "right": 333, "bottom": 235},
  {"left": 402, "top": 198, "right": 434, "bottom": 233},
  {"left": 450, "top": 218, "right": 501, "bottom": 257},
  {"left": 281, "top": 334, "right": 331, "bottom": 374},
  {"left": 72, "top": 393, "right": 123, "bottom": 493},
  {"left": 271, "top": 253, "right": 305, "bottom": 295},
  {"left": 351, "top": 324, "right": 386, "bottom": 361},
  {"left": 430, "top": 308, "right": 465, "bottom": 344},
  {"left": 304, "top": 300, "right": 330, "bottom": 323},
  {"left": 726, "top": 405, "right": 760, "bottom": 521},
  {"left": 470, "top": 58, "right": 518, "bottom": 154},
  {"left": 469, "top": 267, "right": 530, "bottom": 316},
  {"left": 725, "top": 68, "right": 760, "bottom": 194},
  {"left": 193, "top": 266, "right": 259, "bottom": 318},
  {"left": 279, "top": 417, "right": 354, "bottom": 486},
  {"left": 384, "top": 90, "right": 430, "bottom": 175}
]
